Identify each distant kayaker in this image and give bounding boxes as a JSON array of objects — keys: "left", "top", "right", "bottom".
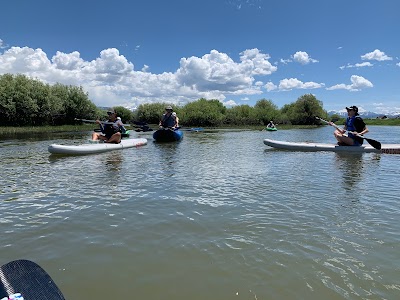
[
  {"left": 159, "top": 105, "right": 178, "bottom": 129},
  {"left": 329, "top": 105, "right": 369, "bottom": 146},
  {"left": 267, "top": 121, "right": 275, "bottom": 128},
  {"left": 91, "top": 110, "right": 127, "bottom": 143}
]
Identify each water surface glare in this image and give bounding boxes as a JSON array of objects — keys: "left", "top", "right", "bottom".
[{"left": 1, "top": 126, "right": 400, "bottom": 299}]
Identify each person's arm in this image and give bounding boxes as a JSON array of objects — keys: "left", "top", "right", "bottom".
[
  {"left": 96, "top": 120, "right": 105, "bottom": 133},
  {"left": 117, "top": 120, "right": 127, "bottom": 133},
  {"left": 353, "top": 118, "right": 368, "bottom": 135},
  {"left": 328, "top": 121, "right": 346, "bottom": 133}
]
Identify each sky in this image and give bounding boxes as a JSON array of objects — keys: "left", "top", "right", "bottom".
[{"left": 1, "top": 0, "right": 399, "bottom": 114}]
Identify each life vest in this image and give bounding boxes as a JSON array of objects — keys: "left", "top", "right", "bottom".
[
  {"left": 161, "top": 113, "right": 176, "bottom": 128},
  {"left": 346, "top": 116, "right": 365, "bottom": 144},
  {"left": 103, "top": 121, "right": 120, "bottom": 138}
]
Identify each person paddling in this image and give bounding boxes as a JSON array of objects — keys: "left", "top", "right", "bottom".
[
  {"left": 91, "top": 110, "right": 126, "bottom": 143},
  {"left": 159, "top": 105, "right": 178, "bottom": 129},
  {"left": 329, "top": 105, "right": 369, "bottom": 146},
  {"left": 266, "top": 120, "right": 275, "bottom": 128}
]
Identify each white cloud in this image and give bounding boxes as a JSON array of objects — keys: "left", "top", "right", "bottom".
[
  {"left": 52, "top": 51, "right": 86, "bottom": 70},
  {"left": 239, "top": 48, "right": 277, "bottom": 75},
  {"left": 326, "top": 75, "right": 373, "bottom": 91},
  {"left": 292, "top": 51, "right": 318, "bottom": 65},
  {"left": 339, "top": 62, "right": 373, "bottom": 69},
  {"left": 0, "top": 46, "right": 278, "bottom": 107},
  {"left": 396, "top": 62, "right": 400, "bottom": 67},
  {"left": 0, "top": 39, "right": 9, "bottom": 49},
  {"left": 142, "top": 64, "right": 150, "bottom": 72},
  {"left": 278, "top": 78, "right": 324, "bottom": 91},
  {"left": 223, "top": 100, "right": 238, "bottom": 107},
  {"left": 361, "top": 49, "right": 392, "bottom": 61},
  {"left": 264, "top": 82, "right": 277, "bottom": 91},
  {"left": 280, "top": 58, "right": 292, "bottom": 64}
]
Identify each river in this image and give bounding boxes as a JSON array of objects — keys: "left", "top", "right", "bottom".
[{"left": 1, "top": 126, "right": 399, "bottom": 299}]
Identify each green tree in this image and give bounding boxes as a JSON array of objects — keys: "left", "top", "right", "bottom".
[
  {"left": 0, "top": 74, "right": 17, "bottom": 126},
  {"left": 13, "top": 75, "right": 39, "bottom": 126},
  {"left": 224, "top": 105, "right": 256, "bottom": 125},
  {"left": 253, "top": 99, "right": 280, "bottom": 125},
  {"left": 135, "top": 102, "right": 170, "bottom": 124},
  {"left": 113, "top": 106, "right": 134, "bottom": 123},
  {"left": 181, "top": 98, "right": 226, "bottom": 126},
  {"left": 284, "top": 94, "right": 327, "bottom": 125}
]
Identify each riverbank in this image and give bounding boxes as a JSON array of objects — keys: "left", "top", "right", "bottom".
[{"left": 1, "top": 118, "right": 398, "bottom": 135}]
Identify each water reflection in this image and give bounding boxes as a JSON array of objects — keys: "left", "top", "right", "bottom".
[
  {"left": 334, "top": 153, "right": 364, "bottom": 190},
  {"left": 152, "top": 142, "right": 182, "bottom": 177}
]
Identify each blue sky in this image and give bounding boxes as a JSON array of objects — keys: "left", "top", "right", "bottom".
[{"left": 1, "top": 0, "right": 399, "bottom": 114}]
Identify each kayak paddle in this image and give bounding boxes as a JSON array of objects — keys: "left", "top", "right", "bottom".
[
  {"left": 74, "top": 118, "right": 131, "bottom": 127},
  {"left": 315, "top": 116, "right": 382, "bottom": 150},
  {"left": 0, "top": 259, "right": 65, "bottom": 300}
]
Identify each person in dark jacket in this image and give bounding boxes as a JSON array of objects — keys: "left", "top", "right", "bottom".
[
  {"left": 91, "top": 110, "right": 126, "bottom": 143},
  {"left": 159, "top": 106, "right": 178, "bottom": 129},
  {"left": 329, "top": 105, "right": 369, "bottom": 146}
]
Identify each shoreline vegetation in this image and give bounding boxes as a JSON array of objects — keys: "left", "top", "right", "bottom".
[
  {"left": 1, "top": 74, "right": 399, "bottom": 132},
  {"left": 1, "top": 118, "right": 398, "bottom": 135}
]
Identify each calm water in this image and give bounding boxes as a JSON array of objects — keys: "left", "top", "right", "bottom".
[{"left": 1, "top": 126, "right": 400, "bottom": 299}]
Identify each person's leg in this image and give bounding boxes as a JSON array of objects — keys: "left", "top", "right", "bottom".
[
  {"left": 92, "top": 132, "right": 105, "bottom": 140},
  {"left": 105, "top": 132, "right": 122, "bottom": 143},
  {"left": 334, "top": 130, "right": 355, "bottom": 145},
  {"left": 337, "top": 135, "right": 355, "bottom": 145}
]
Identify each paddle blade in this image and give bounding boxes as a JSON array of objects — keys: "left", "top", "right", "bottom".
[
  {"left": 365, "top": 138, "right": 381, "bottom": 150},
  {"left": 0, "top": 259, "right": 65, "bottom": 300}
]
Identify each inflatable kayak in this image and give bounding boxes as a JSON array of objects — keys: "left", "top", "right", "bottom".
[
  {"left": 48, "top": 138, "right": 147, "bottom": 155},
  {"left": 263, "top": 139, "right": 400, "bottom": 154},
  {"left": 265, "top": 127, "right": 277, "bottom": 131},
  {"left": 153, "top": 128, "right": 183, "bottom": 142}
]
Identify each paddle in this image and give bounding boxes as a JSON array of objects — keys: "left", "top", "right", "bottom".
[
  {"left": 74, "top": 118, "right": 131, "bottom": 127},
  {"left": 315, "top": 116, "right": 381, "bottom": 150},
  {"left": 0, "top": 259, "right": 65, "bottom": 299}
]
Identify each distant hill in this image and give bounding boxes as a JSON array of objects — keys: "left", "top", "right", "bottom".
[{"left": 328, "top": 110, "right": 400, "bottom": 119}]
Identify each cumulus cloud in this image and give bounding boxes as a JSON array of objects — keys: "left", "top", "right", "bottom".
[
  {"left": 326, "top": 75, "right": 373, "bottom": 91},
  {"left": 292, "top": 51, "right": 318, "bottom": 64},
  {"left": 52, "top": 51, "right": 86, "bottom": 70},
  {"left": 279, "top": 58, "right": 292, "bottom": 64},
  {"left": 223, "top": 100, "right": 238, "bottom": 107},
  {"left": 0, "top": 46, "right": 278, "bottom": 107},
  {"left": 278, "top": 78, "right": 324, "bottom": 91},
  {"left": 396, "top": 62, "right": 400, "bottom": 67},
  {"left": 339, "top": 62, "right": 373, "bottom": 69},
  {"left": 361, "top": 49, "right": 392, "bottom": 61},
  {"left": 264, "top": 82, "right": 277, "bottom": 91},
  {"left": 0, "top": 39, "right": 9, "bottom": 49},
  {"left": 176, "top": 48, "right": 276, "bottom": 92}
]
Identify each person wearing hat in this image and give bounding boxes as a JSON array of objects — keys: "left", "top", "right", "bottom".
[
  {"left": 266, "top": 120, "right": 276, "bottom": 128},
  {"left": 329, "top": 105, "right": 369, "bottom": 146},
  {"left": 159, "top": 105, "right": 178, "bottom": 129},
  {"left": 91, "top": 110, "right": 127, "bottom": 143}
]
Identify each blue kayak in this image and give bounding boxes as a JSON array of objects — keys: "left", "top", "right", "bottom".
[{"left": 153, "top": 128, "right": 183, "bottom": 142}]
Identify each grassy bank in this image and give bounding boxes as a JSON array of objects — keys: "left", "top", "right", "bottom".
[
  {"left": 0, "top": 124, "right": 95, "bottom": 135},
  {"left": 1, "top": 118, "right": 398, "bottom": 135}
]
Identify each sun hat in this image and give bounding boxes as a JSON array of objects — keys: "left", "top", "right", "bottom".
[
  {"left": 165, "top": 105, "right": 173, "bottom": 111},
  {"left": 346, "top": 106, "right": 359, "bottom": 115}
]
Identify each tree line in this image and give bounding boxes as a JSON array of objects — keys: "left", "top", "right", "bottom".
[{"left": 0, "top": 73, "right": 329, "bottom": 127}]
